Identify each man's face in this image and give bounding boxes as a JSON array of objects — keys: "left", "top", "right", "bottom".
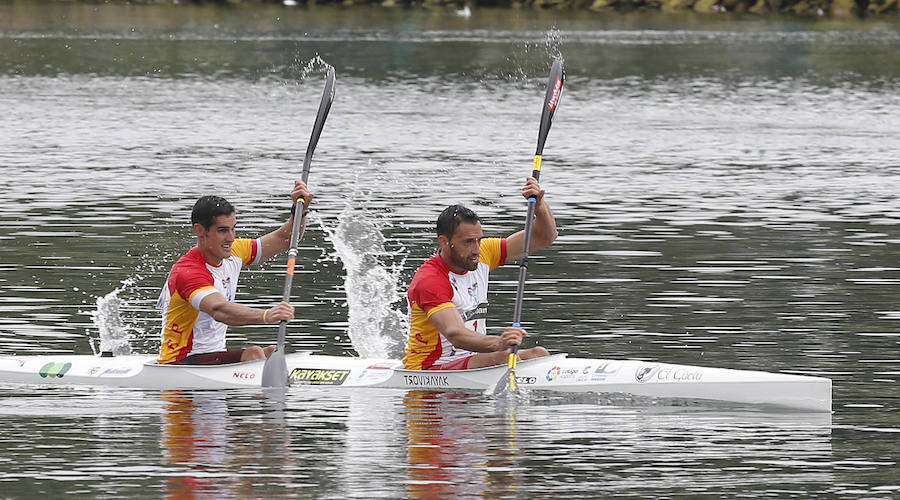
[
  {"left": 195, "top": 213, "right": 237, "bottom": 263},
  {"left": 442, "top": 221, "right": 483, "bottom": 272}
]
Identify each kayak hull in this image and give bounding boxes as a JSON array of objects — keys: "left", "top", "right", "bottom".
[{"left": 0, "top": 353, "right": 831, "bottom": 412}]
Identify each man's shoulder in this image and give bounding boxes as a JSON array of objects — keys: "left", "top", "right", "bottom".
[
  {"left": 172, "top": 247, "right": 204, "bottom": 268},
  {"left": 412, "top": 254, "right": 448, "bottom": 279},
  {"left": 479, "top": 237, "right": 507, "bottom": 269},
  {"left": 409, "top": 255, "right": 451, "bottom": 293},
  {"left": 231, "top": 238, "right": 259, "bottom": 265},
  {"left": 170, "top": 248, "right": 213, "bottom": 284}
]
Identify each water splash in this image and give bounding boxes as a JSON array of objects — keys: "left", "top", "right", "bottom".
[
  {"left": 545, "top": 27, "right": 564, "bottom": 64},
  {"left": 292, "top": 54, "right": 333, "bottom": 82},
  {"left": 319, "top": 175, "right": 408, "bottom": 359},
  {"left": 89, "top": 281, "right": 134, "bottom": 356},
  {"left": 503, "top": 28, "right": 565, "bottom": 86}
]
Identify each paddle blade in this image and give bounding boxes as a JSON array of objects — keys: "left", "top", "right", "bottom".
[
  {"left": 302, "top": 66, "right": 336, "bottom": 182},
  {"left": 535, "top": 59, "right": 565, "bottom": 158},
  {"left": 492, "top": 369, "right": 511, "bottom": 395},
  {"left": 492, "top": 353, "right": 519, "bottom": 395},
  {"left": 260, "top": 350, "right": 288, "bottom": 388}
]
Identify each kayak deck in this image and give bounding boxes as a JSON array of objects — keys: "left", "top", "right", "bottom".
[{"left": 0, "top": 352, "right": 831, "bottom": 412}]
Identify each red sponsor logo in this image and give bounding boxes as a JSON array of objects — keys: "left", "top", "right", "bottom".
[
  {"left": 233, "top": 371, "right": 256, "bottom": 380},
  {"left": 547, "top": 77, "right": 563, "bottom": 112}
]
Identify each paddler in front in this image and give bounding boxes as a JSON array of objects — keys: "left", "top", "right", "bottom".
[
  {"left": 403, "top": 177, "right": 556, "bottom": 370},
  {"left": 157, "top": 180, "right": 313, "bottom": 365}
]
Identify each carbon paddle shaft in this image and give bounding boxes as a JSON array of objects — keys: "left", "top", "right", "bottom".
[
  {"left": 261, "top": 68, "right": 336, "bottom": 388},
  {"left": 503, "top": 59, "right": 564, "bottom": 393}
]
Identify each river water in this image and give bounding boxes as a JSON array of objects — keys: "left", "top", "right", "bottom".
[{"left": 1, "top": 2, "right": 899, "bottom": 498}]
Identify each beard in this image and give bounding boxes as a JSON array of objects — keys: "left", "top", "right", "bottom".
[{"left": 446, "top": 245, "right": 478, "bottom": 272}]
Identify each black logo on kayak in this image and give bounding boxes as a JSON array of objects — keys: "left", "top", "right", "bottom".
[
  {"left": 289, "top": 368, "right": 350, "bottom": 385},
  {"left": 635, "top": 365, "right": 659, "bottom": 383},
  {"left": 403, "top": 374, "right": 450, "bottom": 387},
  {"left": 515, "top": 376, "right": 537, "bottom": 385}
]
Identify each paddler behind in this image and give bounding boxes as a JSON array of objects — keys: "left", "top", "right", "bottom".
[
  {"left": 403, "top": 177, "right": 556, "bottom": 370},
  {"left": 157, "top": 181, "right": 313, "bottom": 365}
]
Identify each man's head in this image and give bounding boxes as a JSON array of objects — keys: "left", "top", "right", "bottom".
[
  {"left": 191, "top": 195, "right": 235, "bottom": 230},
  {"left": 437, "top": 204, "right": 483, "bottom": 272},
  {"left": 192, "top": 195, "right": 237, "bottom": 264}
]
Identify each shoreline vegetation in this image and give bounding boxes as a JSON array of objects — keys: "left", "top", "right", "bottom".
[{"left": 47, "top": 0, "right": 899, "bottom": 17}]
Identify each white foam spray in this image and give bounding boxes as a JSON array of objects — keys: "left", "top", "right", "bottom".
[
  {"left": 319, "top": 179, "right": 408, "bottom": 359},
  {"left": 89, "top": 280, "right": 135, "bottom": 356}
]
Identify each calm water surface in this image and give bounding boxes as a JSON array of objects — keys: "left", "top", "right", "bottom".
[{"left": 1, "top": 3, "right": 899, "bottom": 498}]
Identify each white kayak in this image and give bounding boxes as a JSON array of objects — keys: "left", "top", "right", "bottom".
[{"left": 0, "top": 352, "right": 831, "bottom": 412}]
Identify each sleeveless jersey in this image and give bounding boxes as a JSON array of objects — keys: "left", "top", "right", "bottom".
[
  {"left": 403, "top": 238, "right": 507, "bottom": 370},
  {"left": 157, "top": 239, "right": 261, "bottom": 364}
]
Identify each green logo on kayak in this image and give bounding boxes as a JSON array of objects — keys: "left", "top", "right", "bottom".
[{"left": 39, "top": 362, "right": 72, "bottom": 378}]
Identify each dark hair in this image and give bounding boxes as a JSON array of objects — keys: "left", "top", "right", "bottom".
[
  {"left": 191, "top": 195, "right": 235, "bottom": 230},
  {"left": 436, "top": 204, "right": 480, "bottom": 239}
]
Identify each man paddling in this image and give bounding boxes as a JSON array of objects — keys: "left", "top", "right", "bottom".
[
  {"left": 157, "top": 181, "right": 313, "bottom": 365},
  {"left": 403, "top": 177, "right": 556, "bottom": 370}
]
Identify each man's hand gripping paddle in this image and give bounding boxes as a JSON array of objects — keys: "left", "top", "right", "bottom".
[
  {"left": 494, "top": 59, "right": 564, "bottom": 395},
  {"left": 261, "top": 67, "right": 336, "bottom": 388}
]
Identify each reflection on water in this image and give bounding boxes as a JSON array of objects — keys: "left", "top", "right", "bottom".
[
  {"left": 0, "top": 383, "right": 849, "bottom": 498},
  {"left": 405, "top": 391, "right": 525, "bottom": 499},
  {"left": 405, "top": 391, "right": 498, "bottom": 499},
  {"left": 403, "top": 390, "right": 836, "bottom": 498},
  {"left": 161, "top": 389, "right": 297, "bottom": 498},
  {"left": 159, "top": 389, "right": 302, "bottom": 498},
  {"left": 162, "top": 391, "right": 233, "bottom": 498}
]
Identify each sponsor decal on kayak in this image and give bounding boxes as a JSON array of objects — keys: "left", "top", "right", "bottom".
[
  {"left": 0, "top": 357, "right": 25, "bottom": 367},
  {"left": 591, "top": 361, "right": 622, "bottom": 382},
  {"left": 356, "top": 362, "right": 396, "bottom": 382},
  {"left": 100, "top": 367, "right": 133, "bottom": 377},
  {"left": 635, "top": 365, "right": 658, "bottom": 383},
  {"left": 547, "top": 367, "right": 582, "bottom": 382},
  {"left": 635, "top": 364, "right": 703, "bottom": 383},
  {"left": 232, "top": 371, "right": 256, "bottom": 380},
  {"left": 289, "top": 368, "right": 350, "bottom": 385},
  {"left": 515, "top": 376, "right": 537, "bottom": 385},
  {"left": 39, "top": 362, "right": 72, "bottom": 378},
  {"left": 402, "top": 374, "right": 450, "bottom": 387}
]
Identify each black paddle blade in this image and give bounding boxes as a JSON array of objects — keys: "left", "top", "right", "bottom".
[
  {"left": 535, "top": 59, "right": 565, "bottom": 157},
  {"left": 302, "top": 66, "right": 336, "bottom": 182}
]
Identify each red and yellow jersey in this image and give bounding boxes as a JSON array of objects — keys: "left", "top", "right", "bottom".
[
  {"left": 403, "top": 238, "right": 507, "bottom": 370},
  {"left": 157, "top": 239, "right": 261, "bottom": 364}
]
